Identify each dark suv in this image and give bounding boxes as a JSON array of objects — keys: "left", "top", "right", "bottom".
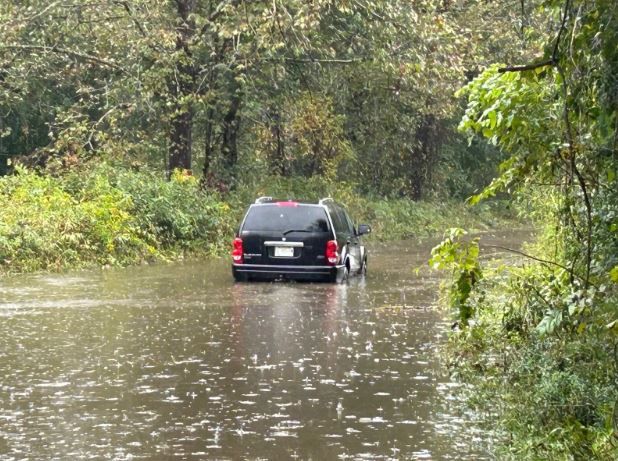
[{"left": 232, "top": 197, "right": 371, "bottom": 282}]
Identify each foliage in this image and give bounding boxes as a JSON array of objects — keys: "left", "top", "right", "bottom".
[
  {"left": 253, "top": 93, "right": 353, "bottom": 179},
  {"left": 108, "top": 166, "right": 233, "bottom": 254},
  {"left": 429, "top": 228, "right": 482, "bottom": 325},
  {"left": 4, "top": 0, "right": 615, "bottom": 456},
  {"left": 0, "top": 166, "right": 154, "bottom": 273},
  {"left": 0, "top": 163, "right": 234, "bottom": 274},
  {"left": 446, "top": 0, "right": 618, "bottom": 458},
  {"left": 0, "top": 161, "right": 517, "bottom": 276},
  {"left": 0, "top": 0, "right": 533, "bottom": 200},
  {"left": 446, "top": 261, "right": 618, "bottom": 460}
]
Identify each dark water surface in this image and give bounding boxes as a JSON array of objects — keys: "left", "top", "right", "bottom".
[{"left": 0, "top": 230, "right": 530, "bottom": 460}]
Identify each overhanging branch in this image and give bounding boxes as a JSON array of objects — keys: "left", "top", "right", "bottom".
[
  {"left": 261, "top": 57, "right": 366, "bottom": 65},
  {"left": 498, "top": 59, "right": 554, "bottom": 73},
  {"left": 498, "top": 0, "right": 571, "bottom": 74},
  {"left": 1, "top": 45, "right": 125, "bottom": 72},
  {"left": 482, "top": 244, "right": 593, "bottom": 286}
]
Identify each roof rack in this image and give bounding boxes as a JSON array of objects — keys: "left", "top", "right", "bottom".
[
  {"left": 255, "top": 196, "right": 274, "bottom": 204},
  {"left": 318, "top": 197, "right": 334, "bottom": 204}
]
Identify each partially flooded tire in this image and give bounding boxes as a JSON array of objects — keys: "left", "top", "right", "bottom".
[
  {"left": 233, "top": 272, "right": 248, "bottom": 282},
  {"left": 360, "top": 257, "right": 367, "bottom": 276},
  {"left": 340, "top": 265, "right": 350, "bottom": 283}
]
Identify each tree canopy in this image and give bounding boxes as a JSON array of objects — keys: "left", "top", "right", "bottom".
[{"left": 0, "top": 0, "right": 539, "bottom": 196}]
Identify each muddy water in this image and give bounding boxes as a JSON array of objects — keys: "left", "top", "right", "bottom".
[{"left": 0, "top": 230, "right": 530, "bottom": 460}]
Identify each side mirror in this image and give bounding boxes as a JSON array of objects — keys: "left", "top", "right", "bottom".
[{"left": 357, "top": 224, "right": 371, "bottom": 236}]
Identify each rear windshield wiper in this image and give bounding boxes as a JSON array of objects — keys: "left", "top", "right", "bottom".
[{"left": 282, "top": 229, "right": 312, "bottom": 235}]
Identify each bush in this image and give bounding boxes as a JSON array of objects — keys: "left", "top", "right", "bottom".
[
  {"left": 0, "top": 166, "right": 154, "bottom": 273},
  {"left": 0, "top": 163, "right": 236, "bottom": 274},
  {"left": 445, "top": 259, "right": 618, "bottom": 460}
]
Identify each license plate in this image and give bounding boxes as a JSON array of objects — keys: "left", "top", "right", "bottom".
[{"left": 274, "top": 246, "right": 294, "bottom": 257}]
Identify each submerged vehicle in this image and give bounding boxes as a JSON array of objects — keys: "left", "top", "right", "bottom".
[{"left": 231, "top": 197, "right": 371, "bottom": 282}]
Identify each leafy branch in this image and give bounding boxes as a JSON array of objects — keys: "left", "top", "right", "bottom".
[{"left": 0, "top": 45, "right": 125, "bottom": 72}]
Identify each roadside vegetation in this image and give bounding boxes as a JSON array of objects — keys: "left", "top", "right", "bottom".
[
  {"left": 0, "top": 162, "right": 516, "bottom": 275},
  {"left": 430, "top": 1, "right": 618, "bottom": 459},
  {"left": 0, "top": 1, "right": 616, "bottom": 459},
  {"left": 0, "top": 0, "right": 525, "bottom": 276}
]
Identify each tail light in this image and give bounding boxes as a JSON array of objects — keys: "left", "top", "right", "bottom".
[
  {"left": 232, "top": 237, "right": 244, "bottom": 264},
  {"left": 325, "top": 240, "right": 339, "bottom": 266}
]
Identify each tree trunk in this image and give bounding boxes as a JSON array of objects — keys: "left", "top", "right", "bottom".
[
  {"left": 268, "top": 109, "right": 285, "bottom": 175},
  {"left": 222, "top": 93, "right": 241, "bottom": 170},
  {"left": 169, "top": 108, "right": 193, "bottom": 174},
  {"left": 167, "top": 0, "right": 197, "bottom": 177},
  {"left": 408, "top": 115, "right": 442, "bottom": 200},
  {"left": 0, "top": 114, "right": 6, "bottom": 176},
  {"left": 202, "top": 107, "right": 215, "bottom": 178}
]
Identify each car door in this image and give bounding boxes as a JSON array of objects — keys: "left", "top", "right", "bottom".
[
  {"left": 327, "top": 204, "right": 359, "bottom": 272},
  {"left": 341, "top": 208, "right": 362, "bottom": 273}
]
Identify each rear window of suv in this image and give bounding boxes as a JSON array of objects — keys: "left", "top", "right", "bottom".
[{"left": 242, "top": 205, "right": 330, "bottom": 233}]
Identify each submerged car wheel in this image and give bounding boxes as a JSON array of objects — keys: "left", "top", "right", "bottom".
[
  {"left": 233, "top": 271, "right": 248, "bottom": 282},
  {"left": 341, "top": 264, "right": 350, "bottom": 283},
  {"left": 360, "top": 257, "right": 367, "bottom": 276}
]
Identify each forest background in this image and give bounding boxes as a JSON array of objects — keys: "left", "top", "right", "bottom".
[{"left": 0, "top": 0, "right": 616, "bottom": 459}]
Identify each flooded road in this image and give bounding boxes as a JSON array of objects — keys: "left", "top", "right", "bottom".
[{"left": 0, "top": 230, "right": 530, "bottom": 460}]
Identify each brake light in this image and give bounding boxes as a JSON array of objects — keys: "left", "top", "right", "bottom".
[
  {"left": 232, "top": 237, "right": 244, "bottom": 264},
  {"left": 276, "top": 201, "right": 298, "bottom": 207},
  {"left": 325, "top": 240, "right": 338, "bottom": 265}
]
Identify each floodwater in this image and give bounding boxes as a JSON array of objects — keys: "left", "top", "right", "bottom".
[{"left": 0, "top": 230, "right": 530, "bottom": 460}]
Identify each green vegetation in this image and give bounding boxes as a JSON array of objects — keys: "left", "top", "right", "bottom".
[
  {"left": 0, "top": 164, "right": 515, "bottom": 276},
  {"left": 1, "top": 0, "right": 616, "bottom": 458},
  {"left": 0, "top": 1, "right": 524, "bottom": 196},
  {"left": 431, "top": 0, "right": 618, "bottom": 459},
  {"left": 0, "top": 0, "right": 526, "bottom": 275},
  {"left": 429, "top": 228, "right": 482, "bottom": 326},
  {"left": 0, "top": 164, "right": 233, "bottom": 274}
]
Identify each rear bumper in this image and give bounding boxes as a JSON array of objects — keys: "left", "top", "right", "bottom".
[{"left": 232, "top": 263, "right": 344, "bottom": 282}]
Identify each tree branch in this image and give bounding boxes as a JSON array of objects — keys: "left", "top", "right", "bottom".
[
  {"left": 552, "top": 0, "right": 571, "bottom": 61},
  {"left": 198, "top": 0, "right": 242, "bottom": 37},
  {"left": 262, "top": 57, "right": 365, "bottom": 64},
  {"left": 1, "top": 45, "right": 125, "bottom": 72},
  {"left": 6, "top": 1, "right": 62, "bottom": 26},
  {"left": 482, "top": 244, "right": 593, "bottom": 286},
  {"left": 114, "top": 1, "right": 148, "bottom": 37},
  {"left": 84, "top": 103, "right": 133, "bottom": 150},
  {"left": 498, "top": 0, "right": 571, "bottom": 74},
  {"left": 498, "top": 59, "right": 554, "bottom": 73}
]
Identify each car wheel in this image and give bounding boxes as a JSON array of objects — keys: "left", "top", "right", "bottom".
[
  {"left": 360, "top": 257, "right": 367, "bottom": 276},
  {"left": 340, "top": 264, "right": 350, "bottom": 284},
  {"left": 233, "top": 272, "right": 248, "bottom": 282}
]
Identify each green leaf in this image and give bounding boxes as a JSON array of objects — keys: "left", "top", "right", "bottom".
[
  {"left": 610, "top": 266, "right": 618, "bottom": 283},
  {"left": 537, "top": 310, "right": 563, "bottom": 336}
]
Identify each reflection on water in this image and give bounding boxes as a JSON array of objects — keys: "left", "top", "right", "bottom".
[{"left": 0, "top": 230, "right": 530, "bottom": 460}]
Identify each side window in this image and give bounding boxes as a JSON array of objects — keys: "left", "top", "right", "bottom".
[
  {"left": 342, "top": 209, "right": 356, "bottom": 235},
  {"left": 326, "top": 204, "right": 346, "bottom": 236},
  {"left": 335, "top": 206, "right": 352, "bottom": 238}
]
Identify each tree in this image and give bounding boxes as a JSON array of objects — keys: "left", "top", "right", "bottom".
[{"left": 0, "top": 0, "right": 538, "bottom": 197}]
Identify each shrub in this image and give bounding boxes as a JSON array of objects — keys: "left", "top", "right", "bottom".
[{"left": 0, "top": 167, "right": 154, "bottom": 273}]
